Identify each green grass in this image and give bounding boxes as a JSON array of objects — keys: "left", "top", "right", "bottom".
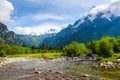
[
  {"left": 101, "top": 53, "right": 120, "bottom": 61},
  {"left": 8, "top": 53, "right": 62, "bottom": 59}
]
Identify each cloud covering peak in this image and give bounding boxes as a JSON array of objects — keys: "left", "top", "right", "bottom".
[
  {"left": 14, "top": 24, "right": 67, "bottom": 35},
  {"left": 84, "top": 0, "right": 120, "bottom": 21},
  {"left": 0, "top": 0, "right": 14, "bottom": 23}
]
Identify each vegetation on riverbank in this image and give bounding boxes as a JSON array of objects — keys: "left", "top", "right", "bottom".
[
  {"left": 0, "top": 36, "right": 120, "bottom": 61},
  {"left": 62, "top": 36, "right": 120, "bottom": 61},
  {"left": 9, "top": 53, "right": 62, "bottom": 59}
]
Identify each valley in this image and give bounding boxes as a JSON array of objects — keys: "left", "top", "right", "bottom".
[{"left": 0, "top": 0, "right": 120, "bottom": 80}]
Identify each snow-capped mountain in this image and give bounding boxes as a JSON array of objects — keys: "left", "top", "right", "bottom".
[{"left": 41, "top": 0, "right": 120, "bottom": 47}]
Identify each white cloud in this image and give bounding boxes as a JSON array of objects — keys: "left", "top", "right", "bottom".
[
  {"left": 29, "top": 0, "right": 110, "bottom": 8},
  {"left": 0, "top": 0, "right": 14, "bottom": 23},
  {"left": 111, "top": 0, "right": 119, "bottom": 2},
  {"left": 88, "top": 5, "right": 108, "bottom": 21},
  {"left": 15, "top": 27, "right": 31, "bottom": 35},
  {"left": 24, "top": 0, "right": 111, "bottom": 11},
  {"left": 84, "top": 0, "right": 120, "bottom": 21},
  {"left": 31, "top": 13, "right": 72, "bottom": 21},
  {"left": 9, "top": 0, "right": 115, "bottom": 34},
  {"left": 26, "top": 0, "right": 42, "bottom": 3},
  {"left": 14, "top": 23, "right": 67, "bottom": 35},
  {"left": 108, "top": 0, "right": 120, "bottom": 16},
  {"left": 14, "top": 13, "right": 73, "bottom": 23}
]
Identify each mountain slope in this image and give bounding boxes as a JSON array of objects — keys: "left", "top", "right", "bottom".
[
  {"left": 41, "top": 1, "right": 120, "bottom": 47},
  {"left": 0, "top": 22, "right": 23, "bottom": 45},
  {"left": 17, "top": 33, "right": 56, "bottom": 48}
]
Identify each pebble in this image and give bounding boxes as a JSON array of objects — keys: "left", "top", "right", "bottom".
[
  {"left": 41, "top": 78, "right": 47, "bottom": 80},
  {"left": 34, "top": 71, "right": 41, "bottom": 74},
  {"left": 82, "top": 74, "right": 89, "bottom": 77},
  {"left": 32, "top": 67, "right": 37, "bottom": 72},
  {"left": 61, "top": 78, "right": 65, "bottom": 80},
  {"left": 32, "top": 68, "right": 77, "bottom": 80},
  {"left": 0, "top": 61, "right": 9, "bottom": 66},
  {"left": 0, "top": 65, "right": 2, "bottom": 68}
]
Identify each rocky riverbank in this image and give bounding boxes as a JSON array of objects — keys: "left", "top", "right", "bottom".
[
  {"left": 0, "top": 57, "right": 120, "bottom": 80},
  {"left": 0, "top": 57, "right": 80, "bottom": 80},
  {"left": 98, "top": 60, "right": 120, "bottom": 69}
]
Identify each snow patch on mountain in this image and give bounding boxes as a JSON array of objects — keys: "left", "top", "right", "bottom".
[{"left": 73, "top": 0, "right": 120, "bottom": 28}]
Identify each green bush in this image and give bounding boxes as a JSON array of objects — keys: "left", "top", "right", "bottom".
[
  {"left": 62, "top": 42, "right": 92, "bottom": 57},
  {"left": 96, "top": 37, "right": 114, "bottom": 57},
  {"left": 0, "top": 45, "right": 12, "bottom": 57},
  {"left": 0, "top": 44, "right": 32, "bottom": 57},
  {"left": 0, "top": 50, "right": 7, "bottom": 57}
]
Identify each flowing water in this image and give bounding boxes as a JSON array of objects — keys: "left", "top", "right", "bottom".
[{"left": 0, "top": 57, "right": 120, "bottom": 80}]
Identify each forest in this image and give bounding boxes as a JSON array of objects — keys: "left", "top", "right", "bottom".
[{"left": 0, "top": 36, "right": 120, "bottom": 61}]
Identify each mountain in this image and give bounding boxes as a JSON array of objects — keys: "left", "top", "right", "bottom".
[
  {"left": 41, "top": 1, "right": 120, "bottom": 47},
  {"left": 0, "top": 22, "right": 23, "bottom": 45},
  {"left": 17, "top": 33, "right": 56, "bottom": 48}
]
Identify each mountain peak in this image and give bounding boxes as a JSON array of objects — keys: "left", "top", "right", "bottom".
[
  {"left": 85, "top": 0, "right": 120, "bottom": 21},
  {"left": 0, "top": 22, "right": 23, "bottom": 45},
  {"left": 0, "top": 23, "right": 9, "bottom": 36}
]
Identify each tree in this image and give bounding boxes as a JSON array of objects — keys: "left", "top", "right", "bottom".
[
  {"left": 96, "top": 37, "right": 114, "bottom": 57},
  {"left": 86, "top": 41, "right": 97, "bottom": 54},
  {"left": 25, "top": 47, "right": 32, "bottom": 54},
  {"left": 62, "top": 42, "right": 78, "bottom": 57},
  {"left": 78, "top": 43, "right": 92, "bottom": 56},
  {"left": 0, "top": 45, "right": 12, "bottom": 57},
  {"left": 31, "top": 45, "right": 36, "bottom": 50},
  {"left": 113, "top": 37, "right": 120, "bottom": 53},
  {"left": 39, "top": 44, "right": 48, "bottom": 50},
  {"left": 62, "top": 42, "right": 92, "bottom": 57}
]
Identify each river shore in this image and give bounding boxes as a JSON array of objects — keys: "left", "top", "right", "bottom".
[
  {"left": 0, "top": 57, "right": 80, "bottom": 80},
  {"left": 0, "top": 57, "right": 120, "bottom": 80}
]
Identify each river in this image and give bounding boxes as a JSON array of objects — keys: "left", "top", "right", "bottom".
[{"left": 0, "top": 57, "right": 120, "bottom": 80}]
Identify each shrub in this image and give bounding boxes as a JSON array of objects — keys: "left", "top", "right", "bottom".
[
  {"left": 62, "top": 42, "right": 92, "bottom": 57},
  {"left": 96, "top": 37, "right": 114, "bottom": 57}
]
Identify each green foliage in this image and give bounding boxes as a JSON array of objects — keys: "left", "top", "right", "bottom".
[
  {"left": 96, "top": 37, "right": 114, "bottom": 57},
  {"left": 113, "top": 37, "right": 120, "bottom": 53},
  {"left": 0, "top": 45, "right": 12, "bottom": 57},
  {"left": 78, "top": 43, "right": 92, "bottom": 56},
  {"left": 11, "top": 53, "right": 62, "bottom": 59},
  {"left": 39, "top": 44, "right": 58, "bottom": 53},
  {"left": 39, "top": 44, "right": 48, "bottom": 50},
  {"left": 62, "top": 42, "right": 92, "bottom": 57},
  {"left": 62, "top": 36, "right": 120, "bottom": 58},
  {"left": 31, "top": 45, "right": 36, "bottom": 50},
  {"left": 25, "top": 47, "right": 32, "bottom": 54},
  {"left": 86, "top": 41, "right": 98, "bottom": 54},
  {"left": 62, "top": 42, "right": 78, "bottom": 57},
  {"left": 0, "top": 45, "right": 32, "bottom": 57},
  {"left": 1, "top": 36, "right": 120, "bottom": 59}
]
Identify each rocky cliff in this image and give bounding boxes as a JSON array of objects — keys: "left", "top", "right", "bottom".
[{"left": 0, "top": 22, "right": 23, "bottom": 45}]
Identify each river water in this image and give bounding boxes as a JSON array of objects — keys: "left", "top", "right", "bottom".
[{"left": 0, "top": 57, "right": 120, "bottom": 80}]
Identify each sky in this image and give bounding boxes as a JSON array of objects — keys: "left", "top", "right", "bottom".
[{"left": 0, "top": 0, "right": 119, "bottom": 35}]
